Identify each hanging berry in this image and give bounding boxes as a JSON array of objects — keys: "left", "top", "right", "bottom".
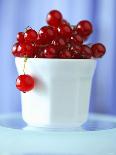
[{"left": 16, "top": 74, "right": 35, "bottom": 92}]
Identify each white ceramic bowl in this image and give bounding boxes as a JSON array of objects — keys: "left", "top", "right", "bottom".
[{"left": 15, "top": 58, "right": 96, "bottom": 129}]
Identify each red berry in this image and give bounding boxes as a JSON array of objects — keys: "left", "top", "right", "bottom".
[
  {"left": 72, "top": 51, "right": 81, "bottom": 59},
  {"left": 70, "top": 45, "right": 82, "bottom": 59},
  {"left": 59, "top": 49, "right": 72, "bottom": 58},
  {"left": 34, "top": 46, "right": 45, "bottom": 58},
  {"left": 17, "top": 43, "right": 26, "bottom": 56},
  {"left": 70, "top": 44, "right": 82, "bottom": 52},
  {"left": 34, "top": 52, "right": 41, "bottom": 58},
  {"left": 76, "top": 20, "right": 93, "bottom": 38},
  {"left": 82, "top": 36, "right": 89, "bottom": 41},
  {"left": 44, "top": 45, "right": 57, "bottom": 58},
  {"left": 12, "top": 42, "right": 20, "bottom": 57},
  {"left": 38, "top": 26, "right": 56, "bottom": 44},
  {"left": 47, "top": 10, "right": 63, "bottom": 27},
  {"left": 33, "top": 43, "right": 39, "bottom": 53},
  {"left": 52, "top": 37, "right": 66, "bottom": 50},
  {"left": 36, "top": 35, "right": 44, "bottom": 46},
  {"left": 61, "top": 19, "right": 69, "bottom": 25},
  {"left": 66, "top": 42, "right": 72, "bottom": 49},
  {"left": 33, "top": 48, "right": 40, "bottom": 58},
  {"left": 81, "top": 45, "right": 92, "bottom": 58},
  {"left": 24, "top": 29, "right": 38, "bottom": 43},
  {"left": 72, "top": 26, "right": 77, "bottom": 35},
  {"left": 39, "top": 51, "right": 45, "bottom": 58},
  {"left": 58, "top": 38, "right": 66, "bottom": 47},
  {"left": 16, "top": 74, "right": 35, "bottom": 92},
  {"left": 91, "top": 43, "right": 106, "bottom": 58},
  {"left": 17, "top": 32, "right": 24, "bottom": 43},
  {"left": 58, "top": 24, "right": 72, "bottom": 38},
  {"left": 17, "top": 43, "right": 34, "bottom": 57},
  {"left": 70, "top": 34, "right": 83, "bottom": 45},
  {"left": 26, "top": 44, "right": 35, "bottom": 57}
]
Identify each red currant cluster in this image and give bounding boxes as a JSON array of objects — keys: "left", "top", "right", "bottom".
[{"left": 12, "top": 10, "right": 106, "bottom": 59}]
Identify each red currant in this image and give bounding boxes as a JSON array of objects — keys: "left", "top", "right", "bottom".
[
  {"left": 38, "top": 26, "right": 56, "bottom": 44},
  {"left": 36, "top": 35, "right": 44, "bottom": 46},
  {"left": 58, "top": 24, "right": 72, "bottom": 38},
  {"left": 76, "top": 20, "right": 93, "bottom": 38},
  {"left": 81, "top": 45, "right": 92, "bottom": 58},
  {"left": 52, "top": 37, "right": 66, "bottom": 50},
  {"left": 38, "top": 51, "right": 45, "bottom": 58},
  {"left": 72, "top": 26, "right": 77, "bottom": 35},
  {"left": 82, "top": 36, "right": 88, "bottom": 41},
  {"left": 57, "top": 38, "right": 66, "bottom": 47},
  {"left": 66, "top": 42, "right": 72, "bottom": 49},
  {"left": 44, "top": 45, "right": 57, "bottom": 58},
  {"left": 24, "top": 29, "right": 38, "bottom": 43},
  {"left": 59, "top": 49, "right": 72, "bottom": 58},
  {"left": 17, "top": 43, "right": 26, "bottom": 56},
  {"left": 12, "top": 42, "right": 20, "bottom": 57},
  {"left": 16, "top": 74, "right": 35, "bottom": 92},
  {"left": 26, "top": 44, "right": 35, "bottom": 57},
  {"left": 47, "top": 10, "right": 63, "bottom": 27},
  {"left": 72, "top": 51, "right": 81, "bottom": 59},
  {"left": 70, "top": 45, "right": 82, "bottom": 58},
  {"left": 91, "top": 43, "right": 106, "bottom": 58},
  {"left": 70, "top": 34, "right": 83, "bottom": 45},
  {"left": 34, "top": 46, "right": 45, "bottom": 58},
  {"left": 17, "top": 32, "right": 24, "bottom": 43},
  {"left": 61, "top": 19, "right": 69, "bottom": 25},
  {"left": 33, "top": 43, "right": 39, "bottom": 54},
  {"left": 70, "top": 44, "right": 82, "bottom": 52},
  {"left": 17, "top": 43, "right": 34, "bottom": 57}
]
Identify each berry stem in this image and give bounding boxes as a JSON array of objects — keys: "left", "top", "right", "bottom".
[
  {"left": 24, "top": 26, "right": 31, "bottom": 32},
  {"left": 23, "top": 57, "right": 28, "bottom": 74}
]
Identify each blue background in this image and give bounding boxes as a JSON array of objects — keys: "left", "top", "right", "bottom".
[{"left": 0, "top": 0, "right": 115, "bottom": 115}]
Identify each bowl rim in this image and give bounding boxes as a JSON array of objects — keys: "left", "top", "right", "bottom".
[{"left": 15, "top": 57, "right": 97, "bottom": 62}]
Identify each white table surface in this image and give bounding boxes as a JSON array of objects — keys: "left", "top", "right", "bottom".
[{"left": 0, "top": 113, "right": 116, "bottom": 155}]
